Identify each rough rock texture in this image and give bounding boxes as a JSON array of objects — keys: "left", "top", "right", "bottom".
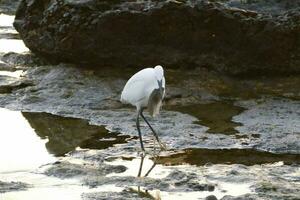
[
  {"left": 51, "top": 148, "right": 300, "bottom": 200},
  {"left": 0, "top": 61, "right": 299, "bottom": 154},
  {"left": 0, "top": 181, "right": 30, "bottom": 193},
  {"left": 234, "top": 98, "right": 300, "bottom": 154},
  {"left": 0, "top": 0, "right": 20, "bottom": 14},
  {"left": 13, "top": 0, "right": 300, "bottom": 75}
]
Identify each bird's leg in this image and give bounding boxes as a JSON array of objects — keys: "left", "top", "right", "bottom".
[
  {"left": 144, "top": 153, "right": 159, "bottom": 177},
  {"left": 136, "top": 110, "right": 145, "bottom": 152},
  {"left": 140, "top": 111, "right": 166, "bottom": 150},
  {"left": 144, "top": 161, "right": 157, "bottom": 177},
  {"left": 137, "top": 153, "right": 145, "bottom": 177}
]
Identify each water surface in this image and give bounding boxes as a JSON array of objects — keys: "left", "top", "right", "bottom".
[
  {"left": 0, "top": 108, "right": 55, "bottom": 172},
  {"left": 167, "top": 101, "right": 245, "bottom": 135}
]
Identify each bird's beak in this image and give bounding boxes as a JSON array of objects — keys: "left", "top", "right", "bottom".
[{"left": 157, "top": 80, "right": 164, "bottom": 96}]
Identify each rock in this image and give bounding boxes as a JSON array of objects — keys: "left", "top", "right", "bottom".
[
  {"left": 0, "top": 61, "right": 11, "bottom": 71},
  {"left": 44, "top": 161, "right": 127, "bottom": 179},
  {"left": 1, "top": 52, "right": 47, "bottom": 67},
  {"left": 206, "top": 195, "right": 218, "bottom": 200},
  {"left": 62, "top": 149, "right": 300, "bottom": 200},
  {"left": 0, "top": 0, "right": 20, "bottom": 14},
  {"left": 234, "top": 98, "right": 300, "bottom": 154},
  {"left": 13, "top": 0, "right": 300, "bottom": 75},
  {"left": 0, "top": 181, "right": 30, "bottom": 193},
  {"left": 0, "top": 78, "right": 33, "bottom": 94},
  {"left": 82, "top": 188, "right": 155, "bottom": 200},
  {"left": 221, "top": 194, "right": 258, "bottom": 200}
]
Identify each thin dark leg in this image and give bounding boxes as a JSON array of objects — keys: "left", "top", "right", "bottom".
[
  {"left": 145, "top": 153, "right": 159, "bottom": 177},
  {"left": 144, "top": 162, "right": 156, "bottom": 177},
  {"left": 140, "top": 111, "right": 161, "bottom": 144},
  {"left": 137, "top": 153, "right": 145, "bottom": 177},
  {"left": 136, "top": 111, "right": 145, "bottom": 151}
]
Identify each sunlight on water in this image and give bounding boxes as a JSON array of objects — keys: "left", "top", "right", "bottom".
[
  {"left": 220, "top": 182, "right": 252, "bottom": 197},
  {"left": 0, "top": 14, "right": 14, "bottom": 27},
  {"left": 131, "top": 177, "right": 252, "bottom": 200},
  {"left": 0, "top": 171, "right": 121, "bottom": 200},
  {"left": 0, "top": 70, "right": 23, "bottom": 77},
  {"left": 107, "top": 155, "right": 172, "bottom": 179},
  {"left": 108, "top": 156, "right": 252, "bottom": 199},
  {"left": 0, "top": 27, "right": 18, "bottom": 34},
  {"left": 0, "top": 108, "right": 55, "bottom": 172},
  {"left": 0, "top": 108, "right": 123, "bottom": 200},
  {"left": 0, "top": 39, "right": 28, "bottom": 53},
  {"left": 2, "top": 185, "right": 91, "bottom": 200},
  {"left": 0, "top": 14, "right": 29, "bottom": 53}
]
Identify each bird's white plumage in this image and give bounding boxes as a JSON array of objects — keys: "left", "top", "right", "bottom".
[{"left": 121, "top": 65, "right": 165, "bottom": 113}]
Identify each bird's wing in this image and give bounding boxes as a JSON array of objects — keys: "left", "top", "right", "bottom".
[{"left": 121, "top": 68, "right": 156, "bottom": 105}]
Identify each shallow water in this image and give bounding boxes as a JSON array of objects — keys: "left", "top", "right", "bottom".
[
  {"left": 0, "top": 14, "right": 28, "bottom": 53},
  {"left": 156, "top": 148, "right": 300, "bottom": 166},
  {"left": 166, "top": 101, "right": 245, "bottom": 135},
  {"left": 0, "top": 108, "right": 253, "bottom": 200},
  {"left": 22, "top": 112, "right": 131, "bottom": 156},
  {"left": 0, "top": 107, "right": 298, "bottom": 200},
  {"left": 0, "top": 108, "right": 54, "bottom": 172}
]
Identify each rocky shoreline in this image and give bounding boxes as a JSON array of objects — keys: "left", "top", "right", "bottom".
[
  {"left": 13, "top": 0, "right": 300, "bottom": 75},
  {"left": 0, "top": 1, "right": 300, "bottom": 199}
]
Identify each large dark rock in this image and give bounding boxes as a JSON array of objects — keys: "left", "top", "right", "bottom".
[{"left": 13, "top": 0, "right": 300, "bottom": 75}]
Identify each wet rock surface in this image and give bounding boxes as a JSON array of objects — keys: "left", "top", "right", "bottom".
[
  {"left": 13, "top": 0, "right": 300, "bottom": 75},
  {"left": 44, "top": 161, "right": 127, "bottom": 179},
  {"left": 43, "top": 148, "right": 300, "bottom": 200},
  {"left": 0, "top": 0, "right": 20, "bottom": 15},
  {"left": 82, "top": 189, "right": 157, "bottom": 200},
  {"left": 0, "top": 62, "right": 299, "bottom": 154},
  {"left": 0, "top": 51, "right": 299, "bottom": 198},
  {"left": 0, "top": 181, "right": 31, "bottom": 193},
  {"left": 234, "top": 98, "right": 300, "bottom": 154}
]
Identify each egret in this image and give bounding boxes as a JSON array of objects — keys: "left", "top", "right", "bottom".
[{"left": 121, "top": 65, "right": 166, "bottom": 151}]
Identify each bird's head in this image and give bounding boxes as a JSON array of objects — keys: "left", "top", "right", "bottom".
[
  {"left": 154, "top": 65, "right": 164, "bottom": 96},
  {"left": 154, "top": 65, "right": 164, "bottom": 81}
]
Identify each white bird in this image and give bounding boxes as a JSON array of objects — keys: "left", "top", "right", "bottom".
[{"left": 121, "top": 65, "right": 166, "bottom": 151}]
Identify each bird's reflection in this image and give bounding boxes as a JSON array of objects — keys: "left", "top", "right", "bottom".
[
  {"left": 22, "top": 112, "right": 130, "bottom": 156},
  {"left": 137, "top": 153, "right": 158, "bottom": 177},
  {"left": 134, "top": 153, "right": 160, "bottom": 199}
]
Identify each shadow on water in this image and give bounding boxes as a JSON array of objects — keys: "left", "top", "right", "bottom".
[
  {"left": 167, "top": 101, "right": 245, "bottom": 135},
  {"left": 22, "top": 112, "right": 130, "bottom": 156},
  {"left": 155, "top": 148, "right": 300, "bottom": 166}
]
